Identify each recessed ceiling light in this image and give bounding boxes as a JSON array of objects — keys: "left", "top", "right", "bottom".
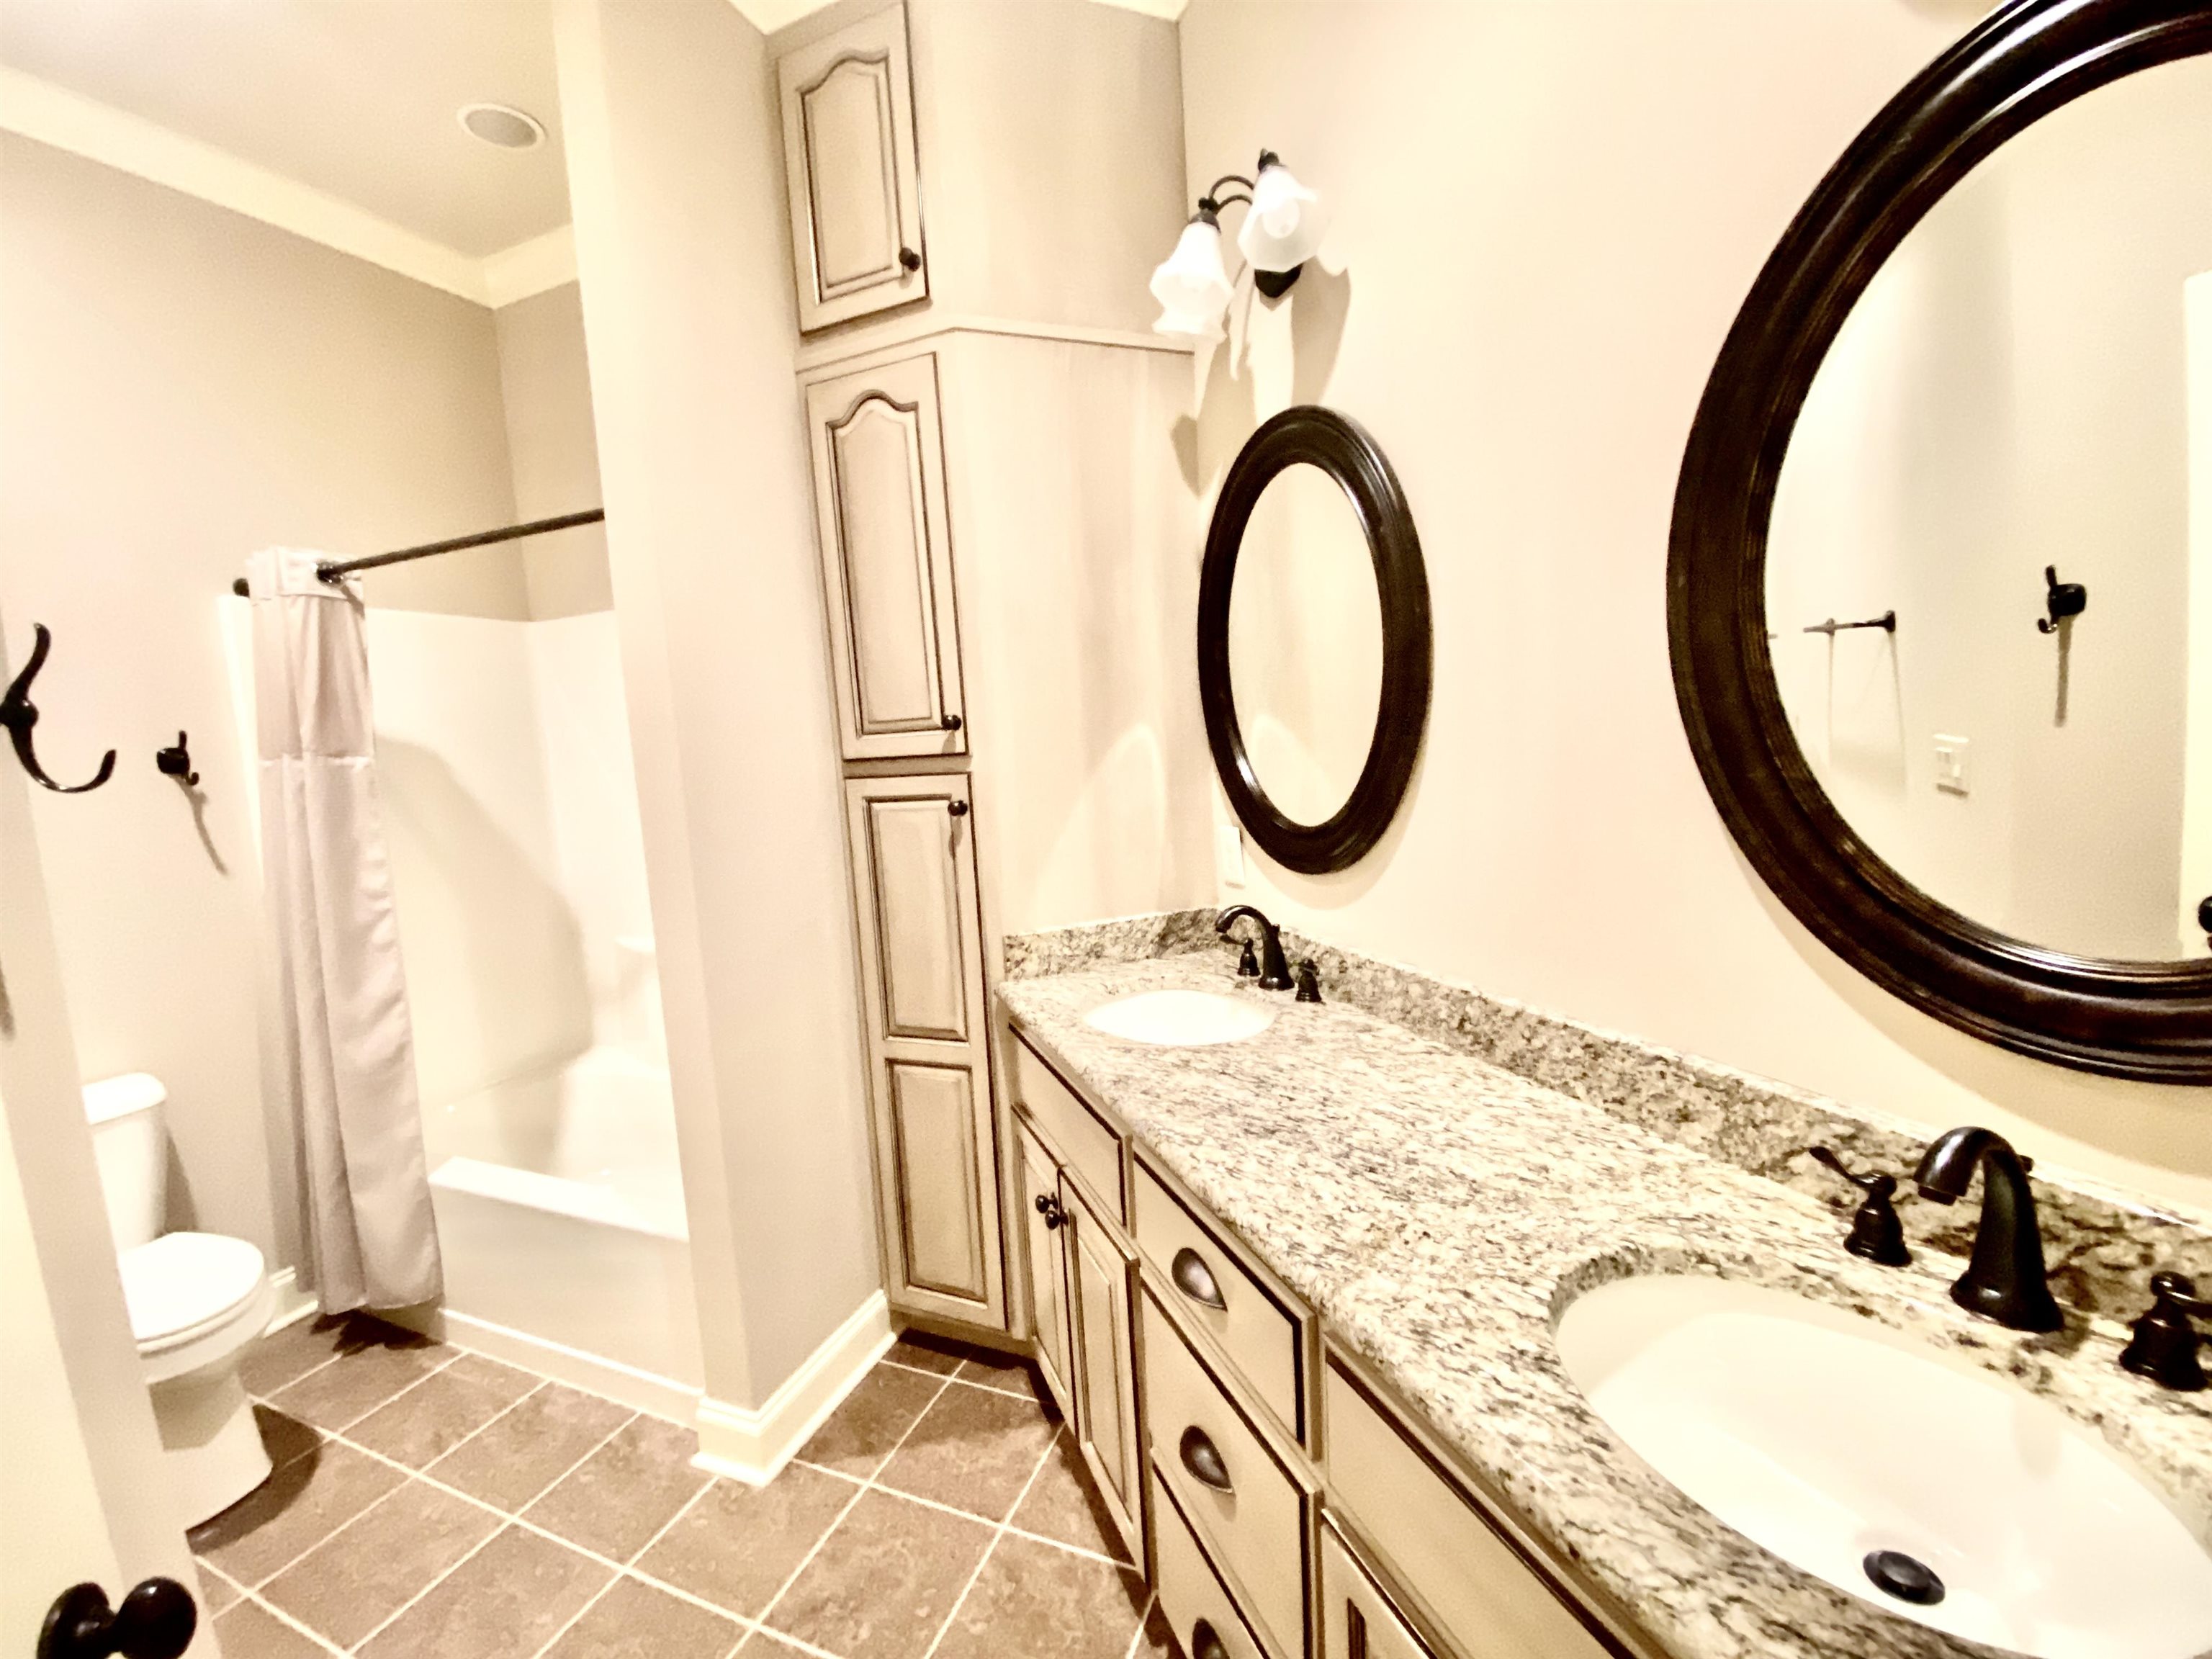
[{"left": 458, "top": 103, "right": 546, "bottom": 150}]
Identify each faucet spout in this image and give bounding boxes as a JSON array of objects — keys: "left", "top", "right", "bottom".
[
  {"left": 1912, "top": 1127, "right": 2063, "bottom": 1333},
  {"left": 1215, "top": 905, "right": 1292, "bottom": 991}
]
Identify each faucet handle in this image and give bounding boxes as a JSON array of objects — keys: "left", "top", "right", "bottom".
[
  {"left": 1808, "top": 1147, "right": 1912, "bottom": 1267},
  {"left": 1234, "top": 938, "right": 1259, "bottom": 978},
  {"left": 2121, "top": 1274, "right": 2209, "bottom": 1393}
]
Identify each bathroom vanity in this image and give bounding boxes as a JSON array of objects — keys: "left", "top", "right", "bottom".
[{"left": 988, "top": 933, "right": 2212, "bottom": 1659}]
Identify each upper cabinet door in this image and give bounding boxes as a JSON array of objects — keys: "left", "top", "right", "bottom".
[
  {"left": 806, "top": 354, "right": 967, "bottom": 761},
  {"left": 777, "top": 4, "right": 927, "bottom": 332}
]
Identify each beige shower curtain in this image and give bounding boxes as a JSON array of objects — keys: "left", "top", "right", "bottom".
[{"left": 248, "top": 548, "right": 442, "bottom": 1313}]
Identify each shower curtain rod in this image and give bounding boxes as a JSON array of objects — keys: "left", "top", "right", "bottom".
[{"left": 226, "top": 508, "right": 606, "bottom": 597}]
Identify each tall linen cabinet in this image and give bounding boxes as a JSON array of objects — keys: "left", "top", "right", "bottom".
[{"left": 772, "top": 0, "right": 1211, "bottom": 1339}]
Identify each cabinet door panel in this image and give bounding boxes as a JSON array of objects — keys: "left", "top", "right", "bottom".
[
  {"left": 846, "top": 773, "right": 1002, "bottom": 1327},
  {"left": 889, "top": 1062, "right": 986, "bottom": 1300},
  {"left": 1017, "top": 1118, "right": 1073, "bottom": 1421},
  {"left": 863, "top": 796, "right": 969, "bottom": 1040},
  {"left": 1066, "top": 1179, "right": 1143, "bottom": 1563},
  {"left": 808, "top": 356, "right": 966, "bottom": 761},
  {"left": 777, "top": 4, "right": 925, "bottom": 331}
]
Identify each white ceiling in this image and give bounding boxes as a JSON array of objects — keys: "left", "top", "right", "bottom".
[{"left": 0, "top": 0, "right": 570, "bottom": 257}]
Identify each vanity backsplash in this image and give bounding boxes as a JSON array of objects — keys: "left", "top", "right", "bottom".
[{"left": 1003, "top": 912, "right": 2212, "bottom": 1325}]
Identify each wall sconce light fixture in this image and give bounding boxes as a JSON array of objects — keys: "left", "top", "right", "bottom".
[{"left": 1150, "top": 150, "right": 1328, "bottom": 340}]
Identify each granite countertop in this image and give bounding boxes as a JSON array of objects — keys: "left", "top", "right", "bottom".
[{"left": 997, "top": 951, "right": 2212, "bottom": 1659}]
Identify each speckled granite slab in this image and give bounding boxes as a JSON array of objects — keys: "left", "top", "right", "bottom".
[
  {"left": 1002, "top": 912, "right": 2212, "bottom": 1323},
  {"left": 998, "top": 953, "right": 2212, "bottom": 1659}
]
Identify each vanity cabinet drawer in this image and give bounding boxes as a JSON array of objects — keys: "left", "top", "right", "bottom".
[
  {"left": 1320, "top": 1521, "right": 1437, "bottom": 1659},
  {"left": 1010, "top": 1035, "right": 1125, "bottom": 1224},
  {"left": 1323, "top": 1357, "right": 1614, "bottom": 1659},
  {"left": 1142, "top": 1287, "right": 1309, "bottom": 1659},
  {"left": 1133, "top": 1159, "right": 1305, "bottom": 1442},
  {"left": 1151, "top": 1471, "right": 1272, "bottom": 1659}
]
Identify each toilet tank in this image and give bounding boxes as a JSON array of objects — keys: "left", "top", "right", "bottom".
[{"left": 83, "top": 1073, "right": 168, "bottom": 1254}]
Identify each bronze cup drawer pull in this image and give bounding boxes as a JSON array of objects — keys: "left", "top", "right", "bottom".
[
  {"left": 1172, "top": 1247, "right": 1228, "bottom": 1311},
  {"left": 1179, "top": 1425, "right": 1233, "bottom": 1493}
]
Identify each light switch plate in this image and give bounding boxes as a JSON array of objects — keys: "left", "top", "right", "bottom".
[
  {"left": 1215, "top": 822, "right": 1247, "bottom": 889},
  {"left": 1933, "top": 734, "right": 1971, "bottom": 796}
]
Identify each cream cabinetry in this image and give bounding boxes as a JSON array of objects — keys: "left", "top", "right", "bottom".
[
  {"left": 806, "top": 354, "right": 966, "bottom": 762},
  {"left": 776, "top": 4, "right": 927, "bottom": 333},
  {"left": 844, "top": 772, "right": 1001, "bottom": 1326}
]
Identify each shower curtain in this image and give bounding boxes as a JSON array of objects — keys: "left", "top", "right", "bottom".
[{"left": 248, "top": 548, "right": 442, "bottom": 1313}]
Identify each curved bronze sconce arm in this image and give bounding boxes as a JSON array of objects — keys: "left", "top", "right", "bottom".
[{"left": 2, "top": 624, "right": 117, "bottom": 793}]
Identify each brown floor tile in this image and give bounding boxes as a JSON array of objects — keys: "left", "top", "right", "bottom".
[
  {"left": 876, "top": 1378, "right": 1056, "bottom": 1521},
  {"left": 359, "top": 1525, "right": 611, "bottom": 1659},
  {"left": 260, "top": 1477, "right": 501, "bottom": 1647},
  {"left": 427, "top": 1382, "right": 631, "bottom": 1511},
  {"left": 266, "top": 1324, "right": 451, "bottom": 1433},
  {"left": 542, "top": 1575, "right": 742, "bottom": 1659},
  {"left": 953, "top": 1347, "right": 1037, "bottom": 1396},
  {"left": 194, "top": 1563, "right": 242, "bottom": 1616},
  {"left": 797, "top": 1362, "right": 945, "bottom": 1479},
  {"left": 764, "top": 1488, "right": 993, "bottom": 1659},
  {"left": 190, "top": 1441, "right": 406, "bottom": 1586},
  {"left": 212, "top": 1598, "right": 329, "bottom": 1659},
  {"left": 526, "top": 1413, "right": 708, "bottom": 1563},
  {"left": 347, "top": 1353, "right": 539, "bottom": 1469},
  {"left": 240, "top": 1317, "right": 351, "bottom": 1398},
  {"left": 930, "top": 1532, "right": 1148, "bottom": 1659},
  {"left": 737, "top": 1634, "right": 814, "bottom": 1656},
  {"left": 882, "top": 1331, "right": 971, "bottom": 1376},
  {"left": 1011, "top": 1430, "right": 1130, "bottom": 1563},
  {"left": 637, "top": 1464, "right": 856, "bottom": 1617},
  {"left": 254, "top": 1405, "right": 324, "bottom": 1472}
]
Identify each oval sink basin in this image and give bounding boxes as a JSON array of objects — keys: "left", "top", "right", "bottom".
[
  {"left": 1555, "top": 1274, "right": 2212, "bottom": 1659},
  {"left": 1083, "top": 989, "right": 1275, "bottom": 1047}
]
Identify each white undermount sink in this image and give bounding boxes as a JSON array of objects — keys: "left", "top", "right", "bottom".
[
  {"left": 1083, "top": 989, "right": 1275, "bottom": 1047},
  {"left": 1555, "top": 1274, "right": 2212, "bottom": 1659}
]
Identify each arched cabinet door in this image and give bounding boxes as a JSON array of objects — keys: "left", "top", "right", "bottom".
[
  {"left": 776, "top": 4, "right": 927, "bottom": 331},
  {"left": 804, "top": 353, "right": 968, "bottom": 761}
]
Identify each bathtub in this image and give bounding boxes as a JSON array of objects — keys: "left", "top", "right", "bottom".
[{"left": 420, "top": 1047, "right": 702, "bottom": 1410}]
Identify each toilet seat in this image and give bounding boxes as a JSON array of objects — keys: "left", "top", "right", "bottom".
[{"left": 120, "top": 1232, "right": 269, "bottom": 1357}]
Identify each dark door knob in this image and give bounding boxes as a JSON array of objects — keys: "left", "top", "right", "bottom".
[
  {"left": 1033, "top": 1192, "right": 1066, "bottom": 1231},
  {"left": 1190, "top": 1619, "right": 1231, "bottom": 1659},
  {"left": 40, "top": 1579, "right": 197, "bottom": 1659},
  {"left": 1171, "top": 1247, "right": 1227, "bottom": 1311},
  {"left": 899, "top": 246, "right": 922, "bottom": 272},
  {"left": 1179, "top": 1424, "right": 1233, "bottom": 1492},
  {"left": 2198, "top": 895, "right": 2210, "bottom": 943},
  {"left": 947, "top": 799, "right": 969, "bottom": 817},
  {"left": 940, "top": 713, "right": 962, "bottom": 732}
]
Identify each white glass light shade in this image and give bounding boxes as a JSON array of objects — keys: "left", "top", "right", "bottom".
[
  {"left": 1150, "top": 217, "right": 1233, "bottom": 338},
  {"left": 1238, "top": 161, "right": 1328, "bottom": 272}
]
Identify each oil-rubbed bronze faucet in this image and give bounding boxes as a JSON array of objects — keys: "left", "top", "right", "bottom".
[
  {"left": 2121, "top": 1274, "right": 2209, "bottom": 1392},
  {"left": 1215, "top": 904, "right": 1291, "bottom": 990},
  {"left": 1912, "top": 1127, "right": 2062, "bottom": 1332}
]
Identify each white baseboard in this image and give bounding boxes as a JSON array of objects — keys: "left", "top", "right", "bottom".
[
  {"left": 693, "top": 1292, "right": 892, "bottom": 1487},
  {"left": 385, "top": 1304, "right": 704, "bottom": 1424},
  {"left": 261, "top": 1267, "right": 320, "bottom": 1335}
]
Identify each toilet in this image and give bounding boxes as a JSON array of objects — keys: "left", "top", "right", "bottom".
[{"left": 85, "top": 1073, "right": 276, "bottom": 1526}]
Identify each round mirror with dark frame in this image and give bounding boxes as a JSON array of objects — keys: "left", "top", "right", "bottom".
[
  {"left": 1669, "top": 0, "right": 2212, "bottom": 1081},
  {"left": 1199, "top": 407, "right": 1431, "bottom": 875}
]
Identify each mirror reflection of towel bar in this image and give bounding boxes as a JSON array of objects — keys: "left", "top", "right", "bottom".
[{"left": 1803, "top": 611, "right": 1897, "bottom": 637}]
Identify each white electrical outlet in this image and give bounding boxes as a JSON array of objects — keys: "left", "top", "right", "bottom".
[
  {"left": 1933, "top": 734, "right": 1971, "bottom": 796},
  {"left": 1215, "top": 822, "right": 1247, "bottom": 889}
]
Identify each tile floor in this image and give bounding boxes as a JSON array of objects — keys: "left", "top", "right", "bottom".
[{"left": 192, "top": 1317, "right": 1177, "bottom": 1659}]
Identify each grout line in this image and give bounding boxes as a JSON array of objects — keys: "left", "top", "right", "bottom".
[
  {"left": 231, "top": 1588, "right": 348, "bottom": 1655},
  {"left": 917, "top": 1417, "right": 1066, "bottom": 1659},
  {"left": 342, "top": 1408, "right": 640, "bottom": 1653},
  {"left": 788, "top": 1455, "right": 1132, "bottom": 1570},
  {"left": 877, "top": 1355, "right": 1034, "bottom": 1400},
  {"left": 746, "top": 1368, "right": 963, "bottom": 1650}
]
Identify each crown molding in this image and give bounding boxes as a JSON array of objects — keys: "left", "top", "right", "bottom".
[{"left": 0, "top": 68, "right": 572, "bottom": 309}]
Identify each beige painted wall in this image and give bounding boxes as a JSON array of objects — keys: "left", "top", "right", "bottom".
[
  {"left": 1179, "top": 1, "right": 2212, "bottom": 1208},
  {"left": 557, "top": 0, "right": 880, "bottom": 1407},
  {"left": 496, "top": 282, "right": 616, "bottom": 620},
  {"left": 0, "top": 135, "right": 523, "bottom": 1267}
]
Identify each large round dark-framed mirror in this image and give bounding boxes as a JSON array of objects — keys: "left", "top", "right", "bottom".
[
  {"left": 1199, "top": 406, "right": 1431, "bottom": 874},
  {"left": 1669, "top": 0, "right": 2212, "bottom": 1081}
]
